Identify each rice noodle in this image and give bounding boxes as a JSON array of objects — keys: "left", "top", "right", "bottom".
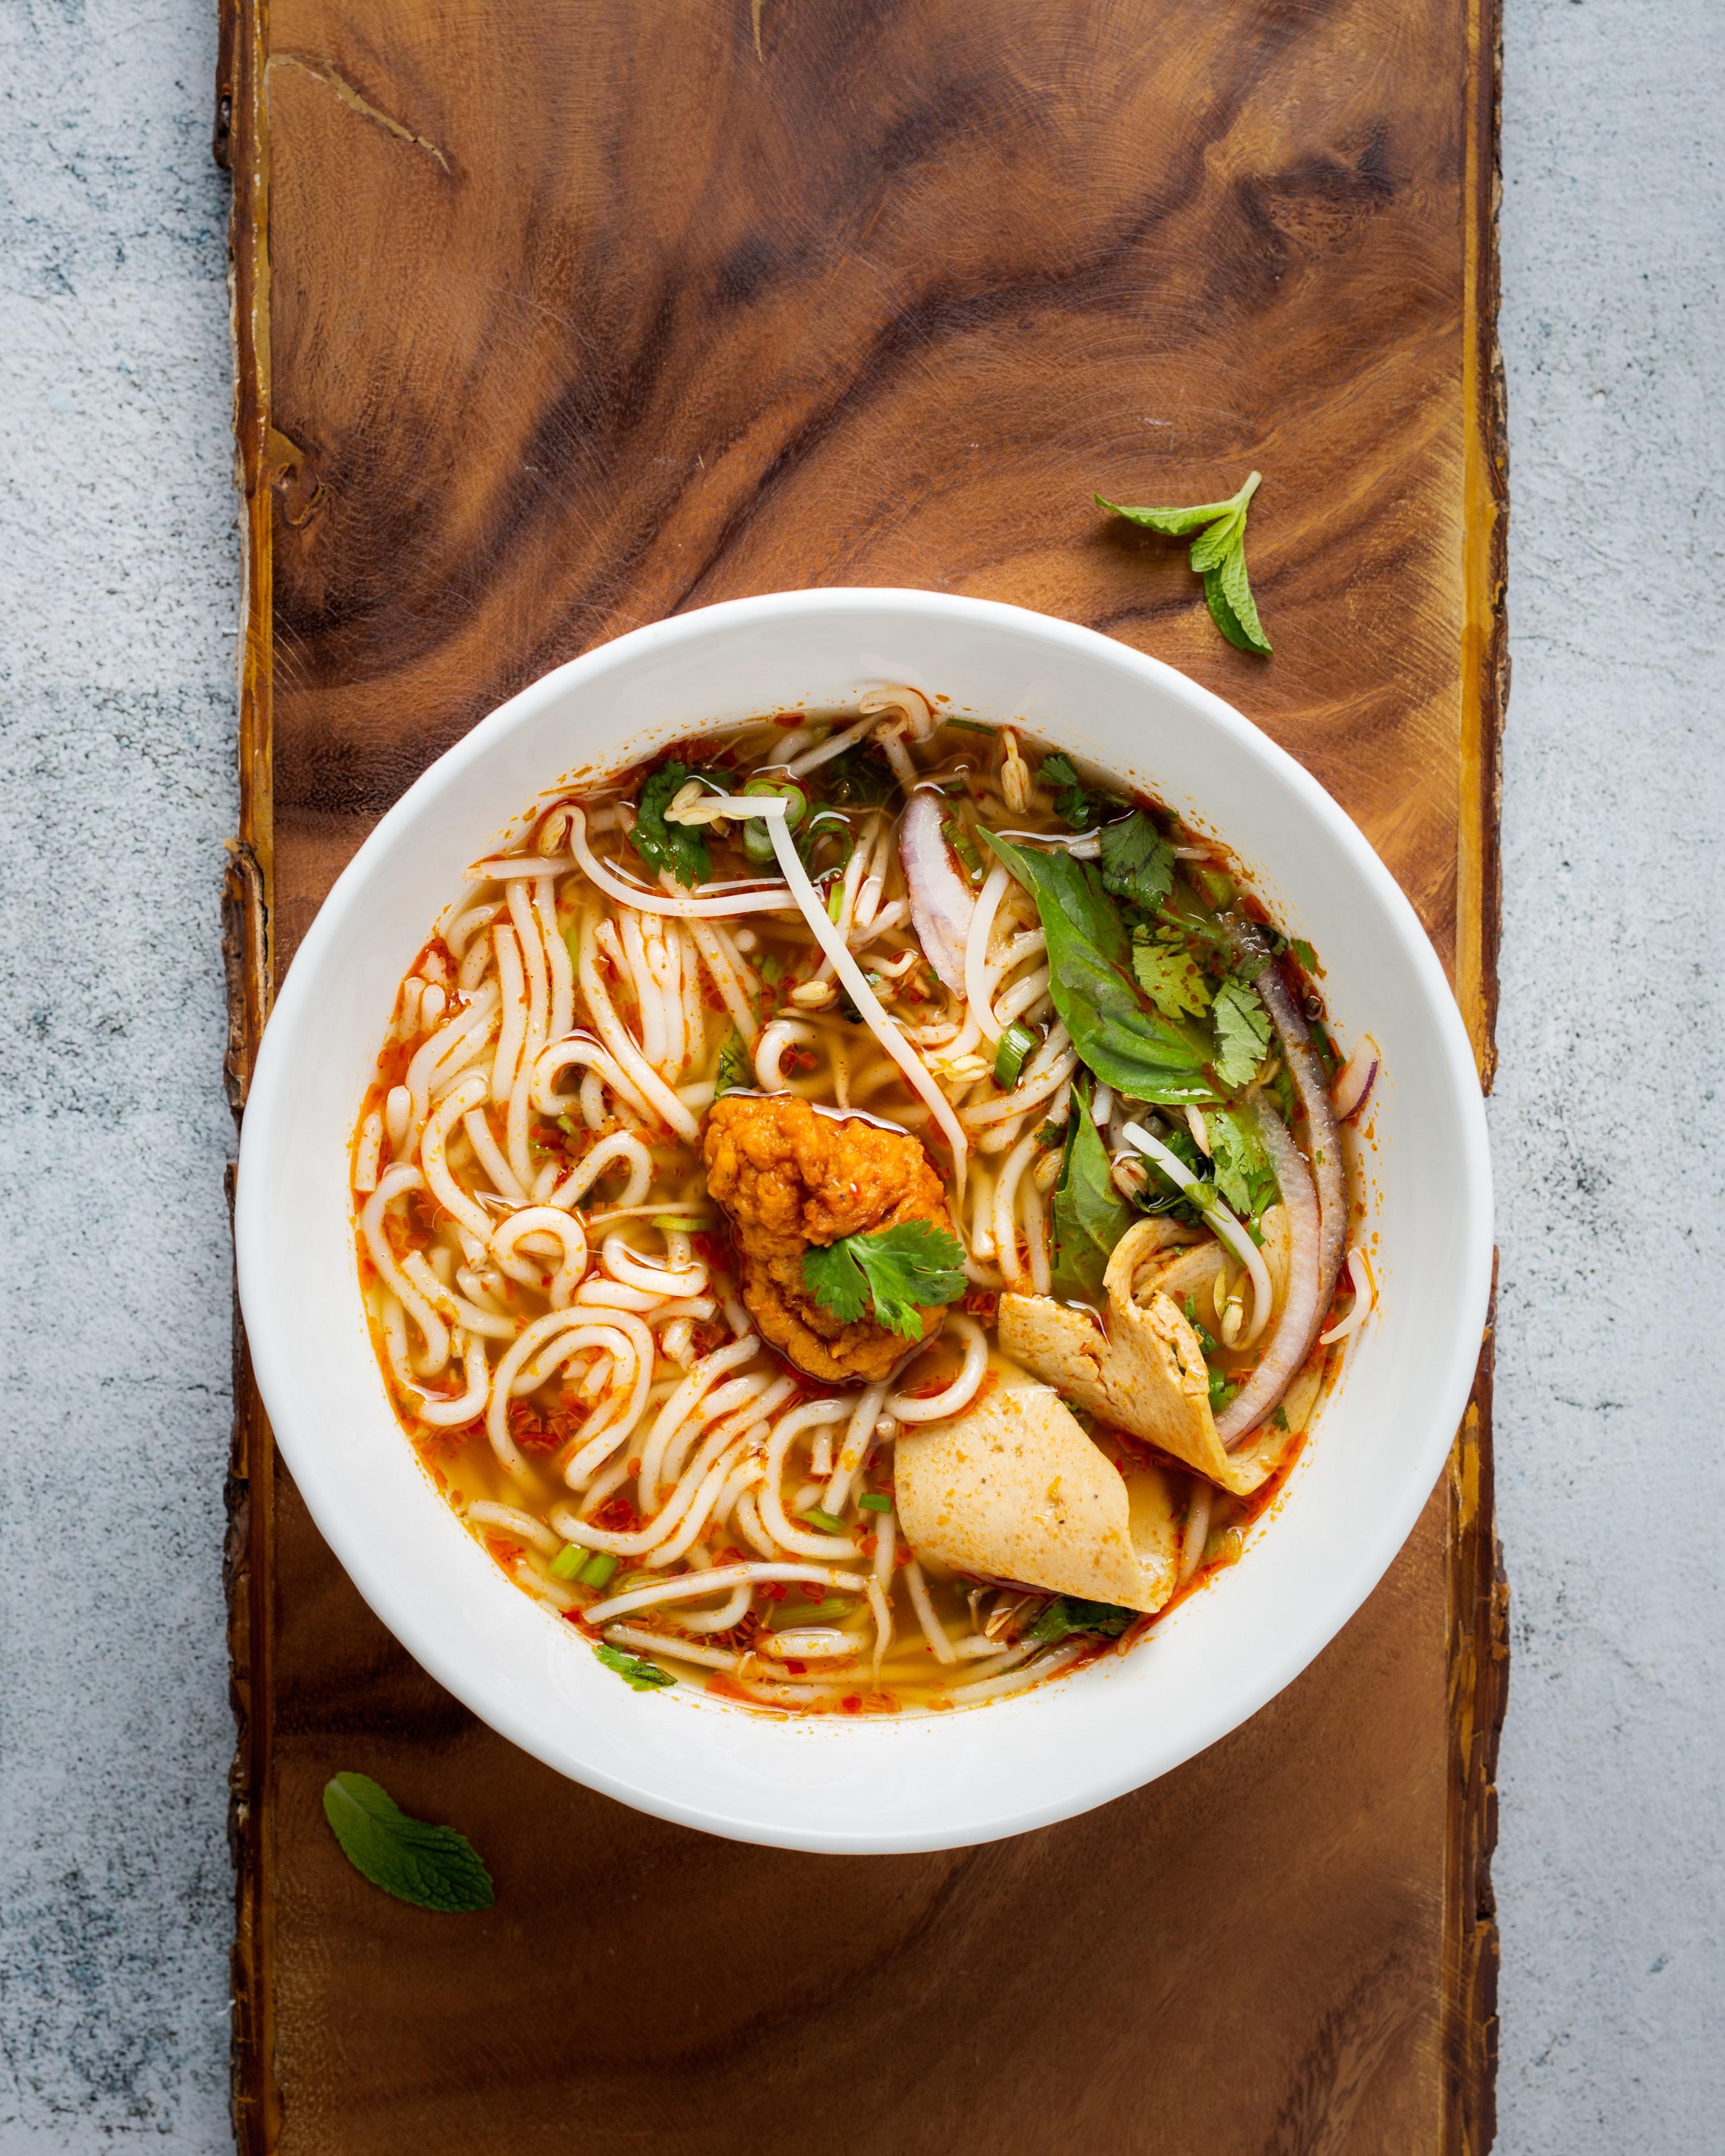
[
  {"left": 490, "top": 1207, "right": 589, "bottom": 1306},
  {"left": 490, "top": 925, "right": 529, "bottom": 1107},
  {"left": 414, "top": 1333, "right": 491, "bottom": 1426},
  {"left": 758, "top": 1400, "right": 862, "bottom": 1557},
  {"left": 585, "top": 1563, "right": 868, "bottom": 1628},
  {"left": 888, "top": 1314, "right": 988, "bottom": 1422},
  {"left": 360, "top": 1167, "right": 451, "bottom": 1371},
  {"left": 566, "top": 806, "right": 793, "bottom": 917},
  {"left": 575, "top": 906, "right": 701, "bottom": 1141},
  {"left": 419, "top": 1072, "right": 495, "bottom": 1241},
  {"left": 823, "top": 1382, "right": 888, "bottom": 1515},
  {"left": 904, "top": 1559, "right": 958, "bottom": 1662}
]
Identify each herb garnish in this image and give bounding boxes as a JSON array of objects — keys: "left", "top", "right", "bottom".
[
  {"left": 1131, "top": 929, "right": 1212, "bottom": 1020},
  {"left": 802, "top": 1221, "right": 967, "bottom": 1341},
  {"left": 713, "top": 1025, "right": 751, "bottom": 1099},
  {"left": 1050, "top": 1086, "right": 1132, "bottom": 1301},
  {"left": 1036, "top": 752, "right": 1115, "bottom": 832},
  {"left": 595, "top": 1643, "right": 677, "bottom": 1692},
  {"left": 629, "top": 760, "right": 722, "bottom": 887},
  {"left": 982, "top": 832, "right": 1213, "bottom": 1105},
  {"left": 1208, "top": 1106, "right": 1280, "bottom": 1223},
  {"left": 1096, "top": 811, "right": 1175, "bottom": 911},
  {"left": 1210, "top": 977, "right": 1273, "bottom": 1088},
  {"left": 1096, "top": 471, "right": 1273, "bottom": 656},
  {"left": 321, "top": 1772, "right": 495, "bottom": 1913},
  {"left": 1026, "top": 1596, "right": 1135, "bottom": 1644}
]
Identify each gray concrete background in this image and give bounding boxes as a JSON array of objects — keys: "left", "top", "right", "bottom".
[{"left": 0, "top": 0, "right": 1718, "bottom": 2146}]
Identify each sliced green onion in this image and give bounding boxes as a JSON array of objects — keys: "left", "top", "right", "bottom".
[
  {"left": 578, "top": 1550, "right": 620, "bottom": 1588},
  {"left": 994, "top": 1021, "right": 1038, "bottom": 1090},
  {"left": 825, "top": 882, "right": 844, "bottom": 923},
  {"left": 857, "top": 1492, "right": 892, "bottom": 1514},
  {"left": 799, "top": 1505, "right": 849, "bottom": 1535},
  {"left": 772, "top": 1595, "right": 854, "bottom": 1626},
  {"left": 549, "top": 1543, "right": 585, "bottom": 1581},
  {"left": 946, "top": 717, "right": 994, "bottom": 734},
  {"left": 741, "top": 777, "right": 808, "bottom": 861},
  {"left": 1195, "top": 867, "right": 1236, "bottom": 910},
  {"left": 651, "top": 1213, "right": 710, "bottom": 1232}
]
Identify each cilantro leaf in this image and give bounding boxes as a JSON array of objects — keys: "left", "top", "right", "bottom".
[
  {"left": 1211, "top": 978, "right": 1273, "bottom": 1089},
  {"left": 1037, "top": 752, "right": 1123, "bottom": 834},
  {"left": 1026, "top": 1596, "right": 1135, "bottom": 1644},
  {"left": 1097, "top": 811, "right": 1175, "bottom": 911},
  {"left": 713, "top": 1025, "right": 752, "bottom": 1099},
  {"left": 1096, "top": 472, "right": 1272, "bottom": 657},
  {"left": 595, "top": 1643, "right": 677, "bottom": 1691},
  {"left": 802, "top": 1221, "right": 967, "bottom": 1341},
  {"left": 1131, "top": 929, "right": 1213, "bottom": 1021},
  {"left": 982, "top": 832, "right": 1213, "bottom": 1106},
  {"left": 1208, "top": 1106, "right": 1281, "bottom": 1222},
  {"left": 1051, "top": 1087, "right": 1132, "bottom": 1301},
  {"left": 321, "top": 1773, "right": 495, "bottom": 1913},
  {"left": 629, "top": 760, "right": 719, "bottom": 888}
]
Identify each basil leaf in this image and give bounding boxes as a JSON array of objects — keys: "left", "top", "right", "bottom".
[
  {"left": 322, "top": 1773, "right": 495, "bottom": 1913},
  {"left": 982, "top": 833, "right": 1213, "bottom": 1104},
  {"left": 1051, "top": 1091, "right": 1132, "bottom": 1301}
]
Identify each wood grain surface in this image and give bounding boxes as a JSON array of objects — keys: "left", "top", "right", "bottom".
[{"left": 217, "top": 0, "right": 1508, "bottom": 2148}]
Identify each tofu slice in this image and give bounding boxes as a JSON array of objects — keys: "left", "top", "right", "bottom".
[
  {"left": 894, "top": 1380, "right": 1178, "bottom": 1614},
  {"left": 999, "top": 1217, "right": 1295, "bottom": 1497}
]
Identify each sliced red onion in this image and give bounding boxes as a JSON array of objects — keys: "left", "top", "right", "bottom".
[
  {"left": 1236, "top": 927, "right": 1346, "bottom": 1300},
  {"left": 1213, "top": 1102, "right": 1323, "bottom": 1445},
  {"left": 1331, "top": 1034, "right": 1380, "bottom": 1123},
  {"left": 900, "top": 789, "right": 975, "bottom": 998}
]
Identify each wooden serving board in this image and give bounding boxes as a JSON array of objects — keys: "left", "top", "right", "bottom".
[{"left": 216, "top": 2, "right": 1508, "bottom": 2149}]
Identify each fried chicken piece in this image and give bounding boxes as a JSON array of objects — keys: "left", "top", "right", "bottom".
[{"left": 704, "top": 1093, "right": 955, "bottom": 1383}]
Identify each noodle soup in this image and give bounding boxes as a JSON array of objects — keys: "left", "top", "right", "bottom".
[{"left": 352, "top": 691, "right": 1375, "bottom": 1715}]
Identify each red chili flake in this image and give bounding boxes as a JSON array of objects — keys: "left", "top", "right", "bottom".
[
  {"left": 712, "top": 1545, "right": 745, "bottom": 1568},
  {"left": 626, "top": 1457, "right": 642, "bottom": 1479},
  {"left": 507, "top": 1402, "right": 561, "bottom": 1452},
  {"left": 840, "top": 1695, "right": 863, "bottom": 1714},
  {"left": 783, "top": 1660, "right": 808, "bottom": 1676},
  {"left": 692, "top": 1232, "right": 728, "bottom": 1273},
  {"left": 591, "top": 1495, "right": 642, "bottom": 1533},
  {"left": 962, "top": 1288, "right": 1000, "bottom": 1323},
  {"left": 762, "top": 1581, "right": 789, "bottom": 1601},
  {"left": 894, "top": 1545, "right": 914, "bottom": 1570},
  {"left": 787, "top": 1047, "right": 818, "bottom": 1074},
  {"left": 483, "top": 1534, "right": 523, "bottom": 1566},
  {"left": 774, "top": 711, "right": 807, "bottom": 729},
  {"left": 860, "top": 1533, "right": 878, "bottom": 1558}
]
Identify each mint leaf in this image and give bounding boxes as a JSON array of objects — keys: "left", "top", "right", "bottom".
[
  {"left": 983, "top": 833, "right": 1213, "bottom": 1106},
  {"left": 1208, "top": 1106, "right": 1280, "bottom": 1222},
  {"left": 803, "top": 1221, "right": 966, "bottom": 1341},
  {"left": 322, "top": 1773, "right": 494, "bottom": 1913},
  {"left": 595, "top": 1643, "right": 677, "bottom": 1691},
  {"left": 1051, "top": 1088, "right": 1133, "bottom": 1301},
  {"left": 1097, "top": 812, "right": 1175, "bottom": 910},
  {"left": 1187, "top": 507, "right": 1244, "bottom": 575},
  {"left": 1095, "top": 493, "right": 1238, "bottom": 538},
  {"left": 1131, "top": 929, "right": 1212, "bottom": 1020},
  {"left": 713, "top": 1025, "right": 751, "bottom": 1099},
  {"left": 629, "top": 761, "right": 719, "bottom": 888},
  {"left": 1211, "top": 978, "right": 1273, "bottom": 1089},
  {"left": 1096, "top": 473, "right": 1271, "bottom": 656}
]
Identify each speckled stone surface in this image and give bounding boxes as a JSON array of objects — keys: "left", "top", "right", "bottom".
[{"left": 0, "top": 0, "right": 1718, "bottom": 2148}]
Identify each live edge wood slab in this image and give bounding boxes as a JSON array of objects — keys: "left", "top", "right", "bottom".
[{"left": 215, "top": 2, "right": 1508, "bottom": 2149}]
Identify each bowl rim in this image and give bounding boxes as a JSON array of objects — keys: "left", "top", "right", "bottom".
[{"left": 235, "top": 586, "right": 1494, "bottom": 1851}]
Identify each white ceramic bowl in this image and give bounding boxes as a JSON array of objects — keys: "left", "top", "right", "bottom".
[{"left": 236, "top": 589, "right": 1492, "bottom": 1854}]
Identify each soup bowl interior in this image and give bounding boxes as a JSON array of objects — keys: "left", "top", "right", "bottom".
[{"left": 235, "top": 588, "right": 1491, "bottom": 1854}]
